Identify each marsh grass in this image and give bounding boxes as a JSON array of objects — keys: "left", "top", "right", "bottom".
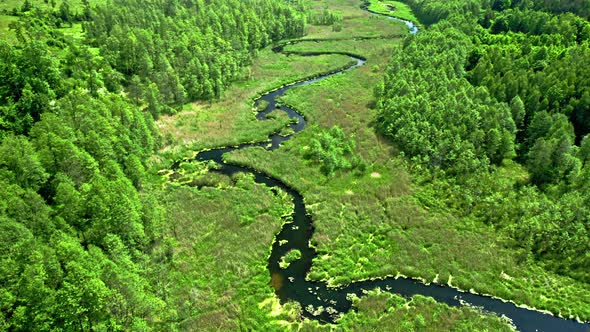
[
  {"left": 280, "top": 249, "right": 302, "bottom": 269},
  {"left": 157, "top": 178, "right": 294, "bottom": 331},
  {"left": 0, "top": 14, "right": 16, "bottom": 40},
  {"left": 157, "top": 50, "right": 354, "bottom": 158},
  {"left": 225, "top": 28, "right": 590, "bottom": 324},
  {"left": 335, "top": 291, "right": 514, "bottom": 331},
  {"left": 157, "top": 0, "right": 589, "bottom": 327},
  {"left": 303, "top": 0, "right": 406, "bottom": 39},
  {"left": 365, "top": 0, "right": 419, "bottom": 23}
]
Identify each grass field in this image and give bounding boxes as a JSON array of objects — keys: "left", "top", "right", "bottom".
[
  {"left": 156, "top": 177, "right": 294, "bottom": 331},
  {"left": 365, "top": 0, "right": 419, "bottom": 23},
  {"left": 222, "top": 8, "right": 590, "bottom": 325},
  {"left": 0, "top": 14, "right": 16, "bottom": 40},
  {"left": 157, "top": 51, "right": 355, "bottom": 161},
  {"left": 303, "top": 0, "right": 406, "bottom": 39},
  {"left": 155, "top": 173, "right": 516, "bottom": 330},
  {"left": 334, "top": 291, "right": 514, "bottom": 331}
]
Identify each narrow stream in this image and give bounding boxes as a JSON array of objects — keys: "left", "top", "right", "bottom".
[{"left": 178, "top": 6, "right": 590, "bottom": 332}]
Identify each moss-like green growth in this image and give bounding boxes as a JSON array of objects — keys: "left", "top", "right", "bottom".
[{"left": 280, "top": 249, "right": 302, "bottom": 269}]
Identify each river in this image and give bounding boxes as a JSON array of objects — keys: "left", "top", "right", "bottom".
[{"left": 179, "top": 5, "right": 590, "bottom": 332}]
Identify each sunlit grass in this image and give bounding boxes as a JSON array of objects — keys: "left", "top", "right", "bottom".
[
  {"left": 225, "top": 31, "right": 590, "bottom": 324},
  {"left": 0, "top": 14, "right": 17, "bottom": 40},
  {"left": 155, "top": 0, "right": 590, "bottom": 326},
  {"left": 333, "top": 291, "right": 514, "bottom": 331},
  {"left": 157, "top": 177, "right": 294, "bottom": 330},
  {"left": 302, "top": 0, "right": 406, "bottom": 39},
  {"left": 157, "top": 50, "right": 354, "bottom": 160},
  {"left": 365, "top": 0, "right": 419, "bottom": 23}
]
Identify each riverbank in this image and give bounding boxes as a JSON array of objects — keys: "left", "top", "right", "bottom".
[
  {"left": 224, "top": 10, "right": 590, "bottom": 328},
  {"left": 156, "top": 0, "right": 590, "bottom": 329},
  {"left": 364, "top": 0, "right": 419, "bottom": 23}
]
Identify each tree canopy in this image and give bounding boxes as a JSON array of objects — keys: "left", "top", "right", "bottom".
[
  {"left": 0, "top": 0, "right": 306, "bottom": 328},
  {"left": 376, "top": 0, "right": 590, "bottom": 283}
]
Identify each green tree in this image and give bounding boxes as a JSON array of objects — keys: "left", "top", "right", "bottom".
[
  {"left": 510, "top": 95, "right": 526, "bottom": 128},
  {"left": 0, "top": 135, "right": 48, "bottom": 191}
]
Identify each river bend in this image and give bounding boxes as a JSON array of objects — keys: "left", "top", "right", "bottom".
[{"left": 176, "top": 7, "right": 590, "bottom": 332}]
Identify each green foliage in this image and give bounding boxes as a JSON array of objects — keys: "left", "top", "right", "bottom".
[
  {"left": 526, "top": 113, "right": 578, "bottom": 185},
  {"left": 521, "top": 0, "right": 590, "bottom": 19},
  {"left": 84, "top": 0, "right": 307, "bottom": 110},
  {"left": 4, "top": 0, "right": 588, "bottom": 328},
  {"left": 376, "top": 23, "right": 516, "bottom": 174},
  {"left": 157, "top": 180, "right": 292, "bottom": 330},
  {"left": 0, "top": 2, "right": 175, "bottom": 329},
  {"left": 224, "top": 23, "right": 585, "bottom": 321},
  {"left": 0, "top": 135, "right": 48, "bottom": 190},
  {"left": 365, "top": 0, "right": 419, "bottom": 23},
  {"left": 0, "top": 0, "right": 314, "bottom": 328},
  {"left": 376, "top": 0, "right": 590, "bottom": 298},
  {"left": 280, "top": 249, "right": 302, "bottom": 269},
  {"left": 402, "top": 0, "right": 483, "bottom": 25},
  {"left": 0, "top": 40, "right": 61, "bottom": 134},
  {"left": 303, "top": 126, "right": 364, "bottom": 176},
  {"left": 308, "top": 7, "right": 342, "bottom": 26},
  {"left": 337, "top": 291, "right": 513, "bottom": 331}
]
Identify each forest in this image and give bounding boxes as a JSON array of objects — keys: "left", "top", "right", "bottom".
[
  {"left": 0, "top": 0, "right": 307, "bottom": 329},
  {"left": 0, "top": 0, "right": 589, "bottom": 330},
  {"left": 375, "top": 0, "right": 590, "bottom": 285}
]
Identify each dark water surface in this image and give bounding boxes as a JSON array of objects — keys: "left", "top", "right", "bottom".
[{"left": 183, "top": 8, "right": 590, "bottom": 332}]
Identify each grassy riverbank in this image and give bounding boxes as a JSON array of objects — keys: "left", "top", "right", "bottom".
[
  {"left": 223, "top": 5, "right": 590, "bottom": 324},
  {"left": 335, "top": 291, "right": 514, "bottom": 331},
  {"left": 157, "top": 50, "right": 354, "bottom": 159},
  {"left": 364, "top": 0, "right": 419, "bottom": 23},
  {"left": 156, "top": 0, "right": 576, "bottom": 329},
  {"left": 156, "top": 177, "right": 293, "bottom": 331}
]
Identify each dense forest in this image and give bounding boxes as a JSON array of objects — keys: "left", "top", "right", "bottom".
[
  {"left": 376, "top": 0, "right": 590, "bottom": 283},
  {"left": 0, "top": 0, "right": 306, "bottom": 329},
  {"left": 85, "top": 0, "right": 306, "bottom": 112}
]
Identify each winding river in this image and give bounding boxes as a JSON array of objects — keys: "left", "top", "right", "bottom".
[{"left": 181, "top": 6, "right": 590, "bottom": 332}]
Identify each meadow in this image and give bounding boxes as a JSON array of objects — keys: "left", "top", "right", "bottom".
[
  {"left": 364, "top": 0, "right": 419, "bottom": 23},
  {"left": 157, "top": 51, "right": 354, "bottom": 161},
  {"left": 156, "top": 176, "right": 294, "bottom": 330},
  {"left": 223, "top": 3, "right": 590, "bottom": 323},
  {"left": 157, "top": 0, "right": 523, "bottom": 329}
]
